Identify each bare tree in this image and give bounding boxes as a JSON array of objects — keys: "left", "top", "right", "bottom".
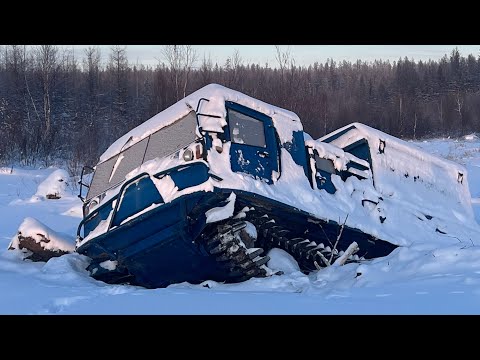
[
  {"left": 199, "top": 54, "right": 213, "bottom": 86},
  {"left": 182, "top": 45, "right": 197, "bottom": 98},
  {"left": 162, "top": 45, "right": 181, "bottom": 101},
  {"left": 161, "top": 45, "right": 197, "bottom": 101},
  {"left": 81, "top": 46, "right": 102, "bottom": 162},
  {"left": 84, "top": 46, "right": 101, "bottom": 99},
  {"left": 35, "top": 45, "right": 58, "bottom": 141},
  {"left": 0, "top": 45, "right": 4, "bottom": 71},
  {"left": 2, "top": 45, "right": 480, "bottom": 167},
  {"left": 455, "top": 90, "right": 464, "bottom": 134},
  {"left": 274, "top": 45, "right": 294, "bottom": 105},
  {"left": 224, "top": 49, "right": 243, "bottom": 88},
  {"left": 274, "top": 45, "right": 291, "bottom": 78},
  {"left": 108, "top": 45, "right": 129, "bottom": 135},
  {"left": 109, "top": 45, "right": 128, "bottom": 97}
]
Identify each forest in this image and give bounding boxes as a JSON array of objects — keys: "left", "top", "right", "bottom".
[{"left": 0, "top": 45, "right": 479, "bottom": 172}]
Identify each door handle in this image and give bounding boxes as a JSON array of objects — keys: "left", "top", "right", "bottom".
[{"left": 257, "top": 150, "right": 269, "bottom": 158}]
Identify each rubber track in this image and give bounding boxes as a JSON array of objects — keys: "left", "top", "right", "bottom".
[
  {"left": 203, "top": 213, "right": 359, "bottom": 283},
  {"left": 202, "top": 220, "right": 270, "bottom": 283},
  {"left": 250, "top": 214, "right": 358, "bottom": 272}
]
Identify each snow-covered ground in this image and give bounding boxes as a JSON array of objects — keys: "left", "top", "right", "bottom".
[{"left": 1, "top": 134, "right": 480, "bottom": 314}]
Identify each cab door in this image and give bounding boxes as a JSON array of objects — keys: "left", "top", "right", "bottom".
[{"left": 225, "top": 101, "right": 279, "bottom": 184}]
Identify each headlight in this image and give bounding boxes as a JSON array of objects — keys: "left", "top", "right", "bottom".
[{"left": 183, "top": 148, "right": 194, "bottom": 161}]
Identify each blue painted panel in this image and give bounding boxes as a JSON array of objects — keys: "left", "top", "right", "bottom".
[
  {"left": 315, "top": 170, "right": 337, "bottom": 194},
  {"left": 112, "top": 176, "right": 163, "bottom": 227},
  {"left": 77, "top": 191, "right": 227, "bottom": 288},
  {"left": 77, "top": 186, "right": 397, "bottom": 288},
  {"left": 284, "top": 130, "right": 310, "bottom": 179},
  {"left": 321, "top": 124, "right": 357, "bottom": 143},
  {"left": 346, "top": 159, "right": 369, "bottom": 172},
  {"left": 167, "top": 162, "right": 210, "bottom": 191},
  {"left": 343, "top": 139, "right": 372, "bottom": 167},
  {"left": 83, "top": 200, "right": 114, "bottom": 238}
]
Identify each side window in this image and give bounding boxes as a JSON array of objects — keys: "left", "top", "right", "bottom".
[
  {"left": 83, "top": 200, "right": 114, "bottom": 238},
  {"left": 112, "top": 176, "right": 163, "bottom": 227},
  {"left": 314, "top": 154, "right": 336, "bottom": 174},
  {"left": 314, "top": 152, "right": 337, "bottom": 194},
  {"left": 228, "top": 108, "right": 266, "bottom": 148}
]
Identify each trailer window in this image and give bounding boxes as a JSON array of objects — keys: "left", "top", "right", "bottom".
[{"left": 315, "top": 154, "right": 336, "bottom": 174}]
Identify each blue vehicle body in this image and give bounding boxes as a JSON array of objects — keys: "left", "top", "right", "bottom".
[
  {"left": 77, "top": 166, "right": 395, "bottom": 288},
  {"left": 75, "top": 84, "right": 398, "bottom": 288}
]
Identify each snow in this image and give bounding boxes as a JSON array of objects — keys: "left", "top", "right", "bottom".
[
  {"left": 80, "top": 211, "right": 113, "bottom": 244},
  {"left": 1, "top": 135, "right": 480, "bottom": 314},
  {"left": 464, "top": 133, "right": 478, "bottom": 141},
  {"left": 9, "top": 217, "right": 75, "bottom": 253},
  {"left": 243, "top": 220, "right": 257, "bottom": 238},
  {"left": 32, "top": 169, "right": 72, "bottom": 201},
  {"left": 314, "top": 123, "right": 479, "bottom": 248},
  {"left": 266, "top": 248, "right": 301, "bottom": 274},
  {"left": 3, "top": 86, "right": 480, "bottom": 314},
  {"left": 109, "top": 153, "right": 125, "bottom": 182},
  {"left": 99, "top": 260, "right": 118, "bottom": 271},
  {"left": 205, "top": 192, "right": 236, "bottom": 223}
]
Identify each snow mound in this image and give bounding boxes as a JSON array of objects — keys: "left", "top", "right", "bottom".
[
  {"left": 464, "top": 133, "right": 478, "bottom": 141},
  {"left": 0, "top": 167, "right": 13, "bottom": 174},
  {"left": 267, "top": 248, "right": 301, "bottom": 274},
  {"left": 34, "top": 169, "right": 71, "bottom": 200},
  {"left": 61, "top": 203, "right": 83, "bottom": 218},
  {"left": 8, "top": 217, "right": 75, "bottom": 261}
]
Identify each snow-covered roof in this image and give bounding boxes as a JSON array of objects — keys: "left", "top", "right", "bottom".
[
  {"left": 320, "top": 122, "right": 469, "bottom": 176},
  {"left": 99, "top": 84, "right": 303, "bottom": 163}
]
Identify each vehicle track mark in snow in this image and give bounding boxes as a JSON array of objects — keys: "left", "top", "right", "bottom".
[
  {"left": 415, "top": 291, "right": 429, "bottom": 295},
  {"left": 100, "top": 285, "right": 135, "bottom": 295},
  {"left": 375, "top": 293, "right": 392, "bottom": 297},
  {"left": 449, "top": 291, "right": 465, "bottom": 294},
  {"left": 464, "top": 277, "right": 480, "bottom": 285},
  {"left": 432, "top": 273, "right": 453, "bottom": 277},
  {"left": 38, "top": 296, "right": 91, "bottom": 314},
  {"left": 326, "top": 293, "right": 350, "bottom": 299}
]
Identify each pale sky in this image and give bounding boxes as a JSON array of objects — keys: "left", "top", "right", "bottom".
[{"left": 67, "top": 45, "right": 480, "bottom": 68}]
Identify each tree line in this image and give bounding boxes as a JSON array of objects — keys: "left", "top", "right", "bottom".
[{"left": 1, "top": 45, "right": 479, "bottom": 171}]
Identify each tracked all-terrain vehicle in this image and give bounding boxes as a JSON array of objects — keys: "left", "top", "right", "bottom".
[{"left": 75, "top": 84, "right": 479, "bottom": 288}]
